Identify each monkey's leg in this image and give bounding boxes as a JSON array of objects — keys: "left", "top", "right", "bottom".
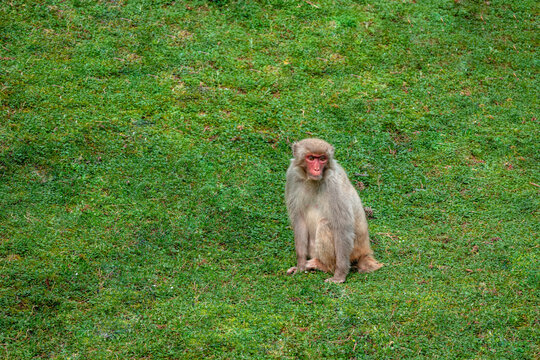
[
  {"left": 312, "top": 219, "right": 336, "bottom": 275},
  {"left": 357, "top": 255, "right": 383, "bottom": 273},
  {"left": 305, "top": 258, "right": 330, "bottom": 272},
  {"left": 351, "top": 220, "right": 383, "bottom": 273},
  {"left": 325, "top": 230, "right": 353, "bottom": 283},
  {"left": 314, "top": 220, "right": 353, "bottom": 283}
]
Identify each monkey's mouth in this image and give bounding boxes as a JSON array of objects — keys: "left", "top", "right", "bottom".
[{"left": 308, "top": 172, "right": 323, "bottom": 180}]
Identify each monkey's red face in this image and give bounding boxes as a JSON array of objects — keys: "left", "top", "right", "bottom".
[{"left": 305, "top": 154, "right": 328, "bottom": 180}]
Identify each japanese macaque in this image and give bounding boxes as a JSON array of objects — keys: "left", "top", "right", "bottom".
[{"left": 285, "top": 138, "right": 383, "bottom": 283}]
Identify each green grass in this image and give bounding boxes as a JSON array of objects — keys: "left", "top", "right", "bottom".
[{"left": 0, "top": 0, "right": 538, "bottom": 358}]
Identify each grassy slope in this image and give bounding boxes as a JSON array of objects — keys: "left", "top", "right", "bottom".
[{"left": 0, "top": 0, "right": 538, "bottom": 358}]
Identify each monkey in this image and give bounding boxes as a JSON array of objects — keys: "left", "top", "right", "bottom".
[{"left": 285, "top": 138, "right": 383, "bottom": 283}]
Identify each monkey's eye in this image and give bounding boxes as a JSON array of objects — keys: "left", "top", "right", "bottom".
[
  {"left": 319, "top": 156, "right": 327, "bottom": 162},
  {"left": 307, "top": 155, "right": 315, "bottom": 161}
]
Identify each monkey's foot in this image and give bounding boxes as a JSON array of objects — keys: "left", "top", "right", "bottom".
[
  {"left": 306, "top": 258, "right": 330, "bottom": 272},
  {"left": 286, "top": 266, "right": 298, "bottom": 275},
  {"left": 357, "top": 257, "right": 383, "bottom": 273},
  {"left": 325, "top": 276, "right": 346, "bottom": 283}
]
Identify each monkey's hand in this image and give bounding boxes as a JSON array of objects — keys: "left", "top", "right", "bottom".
[
  {"left": 325, "top": 276, "right": 346, "bottom": 283},
  {"left": 286, "top": 266, "right": 298, "bottom": 275}
]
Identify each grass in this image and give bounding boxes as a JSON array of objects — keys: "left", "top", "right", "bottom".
[{"left": 0, "top": 0, "right": 538, "bottom": 358}]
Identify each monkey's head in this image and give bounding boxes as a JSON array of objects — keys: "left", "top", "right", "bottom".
[{"left": 292, "top": 138, "right": 335, "bottom": 181}]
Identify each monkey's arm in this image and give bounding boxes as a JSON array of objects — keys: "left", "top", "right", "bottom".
[
  {"left": 287, "top": 216, "right": 309, "bottom": 275},
  {"left": 325, "top": 180, "right": 355, "bottom": 283},
  {"left": 325, "top": 227, "right": 354, "bottom": 283}
]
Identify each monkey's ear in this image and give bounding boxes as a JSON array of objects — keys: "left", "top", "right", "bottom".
[
  {"left": 292, "top": 142, "right": 299, "bottom": 157},
  {"left": 327, "top": 144, "right": 335, "bottom": 159}
]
